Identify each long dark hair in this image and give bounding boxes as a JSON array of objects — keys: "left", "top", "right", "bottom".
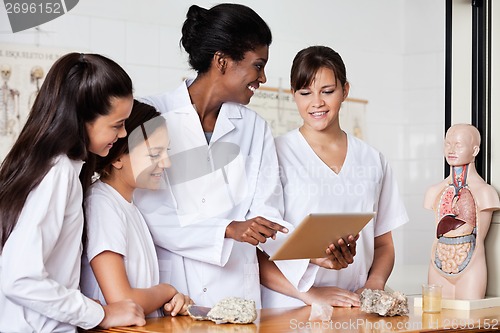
[
  {"left": 180, "top": 3, "right": 272, "bottom": 74},
  {"left": 0, "top": 52, "right": 133, "bottom": 250}
]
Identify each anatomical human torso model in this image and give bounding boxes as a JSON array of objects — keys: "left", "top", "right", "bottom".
[{"left": 424, "top": 124, "right": 500, "bottom": 299}]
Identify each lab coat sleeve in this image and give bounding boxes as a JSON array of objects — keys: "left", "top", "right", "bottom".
[
  {"left": 245, "top": 122, "right": 285, "bottom": 223},
  {"left": 0, "top": 164, "right": 104, "bottom": 329},
  {"left": 135, "top": 189, "right": 234, "bottom": 267},
  {"left": 246, "top": 122, "right": 317, "bottom": 292}
]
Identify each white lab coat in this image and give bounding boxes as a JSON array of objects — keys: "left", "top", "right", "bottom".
[
  {"left": 262, "top": 129, "right": 409, "bottom": 308},
  {"left": 80, "top": 181, "right": 162, "bottom": 318},
  {"left": 0, "top": 155, "right": 104, "bottom": 333},
  {"left": 134, "top": 81, "right": 312, "bottom": 308}
]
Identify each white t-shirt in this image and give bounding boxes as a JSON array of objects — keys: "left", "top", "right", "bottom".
[
  {"left": 80, "top": 180, "right": 162, "bottom": 317},
  {"left": 0, "top": 155, "right": 104, "bottom": 333},
  {"left": 262, "top": 129, "right": 409, "bottom": 308}
]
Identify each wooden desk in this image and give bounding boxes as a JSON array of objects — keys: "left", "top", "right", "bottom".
[{"left": 83, "top": 303, "right": 500, "bottom": 333}]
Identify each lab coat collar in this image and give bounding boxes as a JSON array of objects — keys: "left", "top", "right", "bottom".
[
  {"left": 211, "top": 104, "right": 238, "bottom": 143},
  {"left": 173, "top": 79, "right": 243, "bottom": 143}
]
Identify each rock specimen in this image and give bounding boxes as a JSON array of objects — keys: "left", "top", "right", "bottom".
[
  {"left": 360, "top": 289, "right": 409, "bottom": 316},
  {"left": 187, "top": 297, "right": 257, "bottom": 324}
]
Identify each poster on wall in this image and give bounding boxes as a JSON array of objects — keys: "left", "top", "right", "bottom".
[
  {"left": 0, "top": 43, "right": 67, "bottom": 160},
  {"left": 248, "top": 86, "right": 368, "bottom": 139}
]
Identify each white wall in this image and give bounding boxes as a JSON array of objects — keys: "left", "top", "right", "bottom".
[
  {"left": 387, "top": 0, "right": 446, "bottom": 294},
  {"left": 0, "top": 0, "right": 446, "bottom": 295}
]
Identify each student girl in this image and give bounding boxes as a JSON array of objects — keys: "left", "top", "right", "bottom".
[
  {"left": 80, "top": 100, "right": 193, "bottom": 318},
  {"left": 260, "top": 46, "right": 409, "bottom": 308},
  {"left": 0, "top": 53, "right": 145, "bottom": 332}
]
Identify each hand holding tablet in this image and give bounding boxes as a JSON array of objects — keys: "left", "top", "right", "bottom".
[
  {"left": 269, "top": 212, "right": 375, "bottom": 261},
  {"left": 311, "top": 233, "right": 359, "bottom": 269}
]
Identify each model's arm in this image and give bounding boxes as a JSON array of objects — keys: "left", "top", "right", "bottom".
[
  {"left": 475, "top": 184, "right": 500, "bottom": 212},
  {"left": 257, "top": 250, "right": 360, "bottom": 307},
  {"left": 358, "top": 231, "right": 395, "bottom": 292},
  {"left": 91, "top": 251, "right": 190, "bottom": 316}
]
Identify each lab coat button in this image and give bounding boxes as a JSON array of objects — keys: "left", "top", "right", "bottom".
[
  {"left": 202, "top": 198, "right": 205, "bottom": 203},
  {"left": 203, "top": 288, "right": 207, "bottom": 292}
]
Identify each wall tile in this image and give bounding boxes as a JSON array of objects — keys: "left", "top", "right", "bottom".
[
  {"left": 89, "top": 18, "right": 126, "bottom": 64},
  {"left": 125, "top": 22, "right": 159, "bottom": 66},
  {"left": 158, "top": 26, "right": 184, "bottom": 69},
  {"left": 404, "top": 0, "right": 446, "bottom": 53},
  {"left": 35, "top": 13, "right": 91, "bottom": 51}
]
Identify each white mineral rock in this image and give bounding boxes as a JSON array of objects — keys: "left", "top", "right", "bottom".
[
  {"left": 360, "top": 289, "right": 409, "bottom": 317},
  {"left": 188, "top": 297, "right": 257, "bottom": 324}
]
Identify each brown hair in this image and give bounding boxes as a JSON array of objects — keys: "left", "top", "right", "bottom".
[
  {"left": 290, "top": 45, "right": 347, "bottom": 92},
  {"left": 95, "top": 100, "right": 163, "bottom": 180}
]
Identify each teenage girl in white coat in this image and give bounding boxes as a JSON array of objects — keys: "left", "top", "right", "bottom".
[
  {"left": 81, "top": 100, "right": 193, "bottom": 317},
  {"left": 260, "top": 46, "right": 408, "bottom": 308},
  {"left": 0, "top": 53, "right": 145, "bottom": 332}
]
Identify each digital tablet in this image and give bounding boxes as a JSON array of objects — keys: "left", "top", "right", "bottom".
[{"left": 269, "top": 212, "right": 375, "bottom": 261}]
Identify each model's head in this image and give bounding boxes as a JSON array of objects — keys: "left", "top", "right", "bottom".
[
  {"left": 97, "top": 100, "right": 170, "bottom": 190},
  {"left": 290, "top": 45, "right": 347, "bottom": 92},
  {"left": 180, "top": 3, "right": 272, "bottom": 74},
  {"left": 444, "top": 123, "right": 481, "bottom": 166}
]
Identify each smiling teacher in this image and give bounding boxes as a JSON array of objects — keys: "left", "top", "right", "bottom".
[{"left": 133, "top": 3, "right": 318, "bottom": 308}]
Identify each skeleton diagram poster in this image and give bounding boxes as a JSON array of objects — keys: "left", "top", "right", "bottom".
[{"left": 0, "top": 43, "right": 67, "bottom": 160}]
